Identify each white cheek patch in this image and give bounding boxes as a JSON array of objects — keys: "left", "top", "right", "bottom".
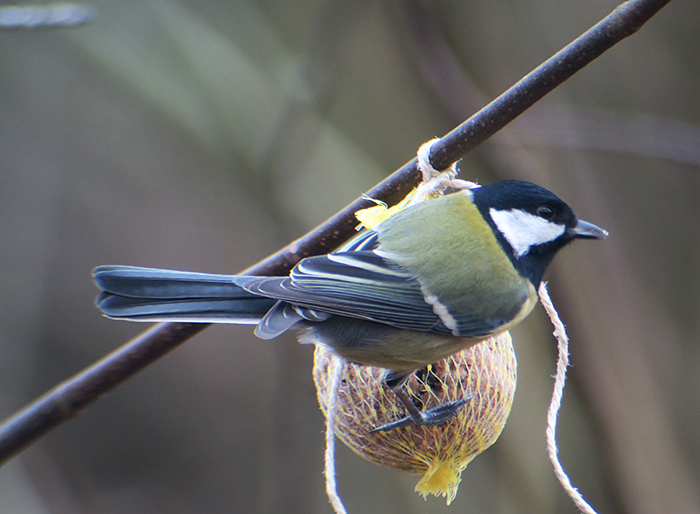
[{"left": 489, "top": 208, "right": 567, "bottom": 257}]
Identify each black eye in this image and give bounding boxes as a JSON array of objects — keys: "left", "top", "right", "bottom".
[{"left": 537, "top": 205, "right": 554, "bottom": 220}]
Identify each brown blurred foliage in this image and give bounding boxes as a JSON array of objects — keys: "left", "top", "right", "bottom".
[{"left": 0, "top": 1, "right": 698, "bottom": 513}]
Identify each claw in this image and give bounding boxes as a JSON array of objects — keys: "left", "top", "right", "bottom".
[{"left": 370, "top": 395, "right": 473, "bottom": 433}]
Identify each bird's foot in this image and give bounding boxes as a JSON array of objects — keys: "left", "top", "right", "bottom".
[{"left": 370, "top": 395, "right": 473, "bottom": 433}]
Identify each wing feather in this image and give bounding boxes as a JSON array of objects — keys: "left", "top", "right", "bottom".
[
  {"left": 234, "top": 250, "right": 501, "bottom": 336},
  {"left": 246, "top": 248, "right": 511, "bottom": 336}
]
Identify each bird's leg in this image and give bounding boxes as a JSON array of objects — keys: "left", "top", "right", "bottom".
[{"left": 370, "top": 369, "right": 473, "bottom": 432}]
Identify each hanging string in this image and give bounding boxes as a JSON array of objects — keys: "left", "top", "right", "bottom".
[
  {"left": 538, "top": 283, "right": 598, "bottom": 514},
  {"left": 324, "top": 354, "right": 348, "bottom": 514}
]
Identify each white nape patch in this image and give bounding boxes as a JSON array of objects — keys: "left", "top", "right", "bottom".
[
  {"left": 423, "top": 293, "right": 459, "bottom": 335},
  {"left": 489, "top": 208, "right": 567, "bottom": 257}
]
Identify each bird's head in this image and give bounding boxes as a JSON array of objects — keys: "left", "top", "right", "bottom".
[{"left": 470, "top": 180, "right": 608, "bottom": 286}]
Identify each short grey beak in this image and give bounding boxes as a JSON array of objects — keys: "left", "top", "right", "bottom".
[{"left": 569, "top": 219, "right": 608, "bottom": 239}]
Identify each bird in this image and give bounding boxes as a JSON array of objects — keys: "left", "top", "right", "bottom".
[{"left": 93, "top": 180, "right": 607, "bottom": 430}]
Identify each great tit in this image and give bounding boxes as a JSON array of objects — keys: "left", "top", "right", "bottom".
[{"left": 94, "top": 180, "right": 607, "bottom": 429}]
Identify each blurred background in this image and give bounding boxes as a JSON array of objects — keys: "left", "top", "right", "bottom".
[{"left": 0, "top": 0, "right": 698, "bottom": 513}]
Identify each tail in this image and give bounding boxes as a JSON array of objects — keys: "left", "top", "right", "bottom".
[{"left": 93, "top": 265, "right": 277, "bottom": 323}]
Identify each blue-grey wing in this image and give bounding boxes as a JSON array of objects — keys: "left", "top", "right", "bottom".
[
  {"left": 236, "top": 249, "right": 497, "bottom": 338},
  {"left": 336, "top": 226, "right": 381, "bottom": 252}
]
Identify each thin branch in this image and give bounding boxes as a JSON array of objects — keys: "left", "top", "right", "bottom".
[
  {"left": 0, "top": 0, "right": 673, "bottom": 465},
  {"left": 430, "top": 0, "right": 673, "bottom": 169}
]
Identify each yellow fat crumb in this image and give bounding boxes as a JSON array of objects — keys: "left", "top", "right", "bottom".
[
  {"left": 415, "top": 457, "right": 469, "bottom": 505},
  {"left": 355, "top": 190, "right": 417, "bottom": 230}
]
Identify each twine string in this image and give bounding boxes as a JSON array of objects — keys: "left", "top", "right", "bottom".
[
  {"left": 324, "top": 354, "right": 348, "bottom": 514},
  {"left": 539, "top": 282, "right": 598, "bottom": 514}
]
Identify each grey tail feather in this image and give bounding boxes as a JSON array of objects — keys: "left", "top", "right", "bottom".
[{"left": 93, "top": 265, "right": 277, "bottom": 323}]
